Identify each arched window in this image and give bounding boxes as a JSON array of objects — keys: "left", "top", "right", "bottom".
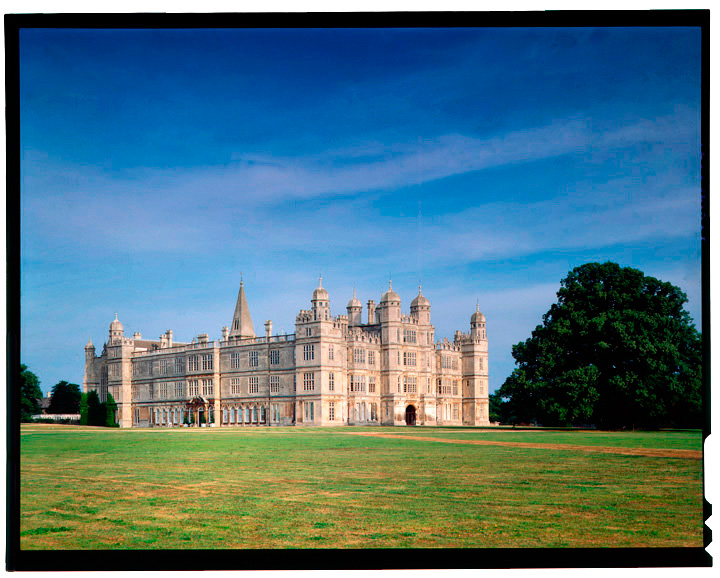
[
  {"left": 223, "top": 408, "right": 228, "bottom": 423},
  {"left": 245, "top": 407, "right": 251, "bottom": 423},
  {"left": 252, "top": 406, "right": 258, "bottom": 423},
  {"left": 260, "top": 406, "right": 266, "bottom": 423}
]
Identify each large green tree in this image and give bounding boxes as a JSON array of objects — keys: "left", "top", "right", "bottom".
[
  {"left": 497, "top": 262, "right": 702, "bottom": 429},
  {"left": 20, "top": 364, "right": 43, "bottom": 422},
  {"left": 47, "top": 381, "right": 82, "bottom": 414}
]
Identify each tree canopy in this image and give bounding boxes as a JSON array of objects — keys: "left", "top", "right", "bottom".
[
  {"left": 47, "top": 381, "right": 82, "bottom": 414},
  {"left": 497, "top": 262, "right": 702, "bottom": 429},
  {"left": 20, "top": 364, "right": 43, "bottom": 421}
]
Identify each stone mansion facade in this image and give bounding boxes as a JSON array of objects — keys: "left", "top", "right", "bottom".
[{"left": 83, "top": 279, "right": 489, "bottom": 428}]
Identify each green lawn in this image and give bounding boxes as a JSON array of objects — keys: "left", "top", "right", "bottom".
[{"left": 20, "top": 424, "right": 704, "bottom": 549}]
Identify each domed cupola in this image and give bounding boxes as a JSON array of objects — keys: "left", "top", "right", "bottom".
[
  {"left": 380, "top": 279, "right": 400, "bottom": 304},
  {"left": 347, "top": 288, "right": 362, "bottom": 326},
  {"left": 311, "top": 277, "right": 330, "bottom": 321},
  {"left": 411, "top": 285, "right": 430, "bottom": 308},
  {"left": 378, "top": 280, "right": 401, "bottom": 323},
  {"left": 410, "top": 284, "right": 431, "bottom": 324},
  {"left": 312, "top": 276, "right": 329, "bottom": 302},
  {"left": 471, "top": 304, "right": 486, "bottom": 324},
  {"left": 471, "top": 304, "right": 486, "bottom": 339},
  {"left": 109, "top": 313, "right": 124, "bottom": 343}
]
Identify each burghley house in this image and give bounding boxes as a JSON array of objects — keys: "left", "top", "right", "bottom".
[{"left": 83, "top": 279, "right": 489, "bottom": 428}]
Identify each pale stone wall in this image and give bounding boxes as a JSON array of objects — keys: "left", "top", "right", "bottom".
[{"left": 83, "top": 281, "right": 491, "bottom": 428}]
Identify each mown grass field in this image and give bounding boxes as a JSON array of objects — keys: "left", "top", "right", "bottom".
[{"left": 20, "top": 424, "right": 704, "bottom": 549}]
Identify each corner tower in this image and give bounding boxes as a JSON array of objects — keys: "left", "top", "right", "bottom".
[{"left": 461, "top": 304, "right": 490, "bottom": 425}]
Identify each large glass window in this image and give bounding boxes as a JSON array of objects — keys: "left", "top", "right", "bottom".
[
  {"left": 303, "top": 373, "right": 315, "bottom": 391},
  {"left": 188, "top": 356, "right": 199, "bottom": 371},
  {"left": 270, "top": 375, "right": 280, "bottom": 393}
]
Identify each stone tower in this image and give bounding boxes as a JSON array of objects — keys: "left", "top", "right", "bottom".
[{"left": 461, "top": 304, "right": 490, "bottom": 425}]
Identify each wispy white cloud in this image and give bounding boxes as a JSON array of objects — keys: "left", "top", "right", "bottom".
[{"left": 21, "top": 107, "right": 700, "bottom": 270}]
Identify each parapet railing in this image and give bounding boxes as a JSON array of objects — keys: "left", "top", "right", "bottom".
[{"left": 132, "top": 334, "right": 296, "bottom": 356}]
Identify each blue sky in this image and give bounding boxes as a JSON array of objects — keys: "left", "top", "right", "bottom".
[{"left": 20, "top": 27, "right": 702, "bottom": 396}]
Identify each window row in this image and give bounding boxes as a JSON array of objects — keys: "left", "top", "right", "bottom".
[
  {"left": 350, "top": 348, "right": 377, "bottom": 366},
  {"left": 437, "top": 403, "right": 460, "bottom": 421},
  {"left": 132, "top": 381, "right": 188, "bottom": 401},
  {"left": 353, "top": 401, "right": 378, "bottom": 422},
  {"left": 228, "top": 375, "right": 284, "bottom": 396},
  {"left": 222, "top": 405, "right": 267, "bottom": 424},
  {"left": 436, "top": 378, "right": 459, "bottom": 396},
  {"left": 229, "top": 349, "right": 282, "bottom": 368}
]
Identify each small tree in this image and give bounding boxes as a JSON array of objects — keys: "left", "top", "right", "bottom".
[
  {"left": 105, "top": 393, "right": 119, "bottom": 427},
  {"left": 48, "top": 381, "right": 82, "bottom": 414},
  {"left": 20, "top": 364, "right": 43, "bottom": 422},
  {"left": 79, "top": 393, "right": 89, "bottom": 425}
]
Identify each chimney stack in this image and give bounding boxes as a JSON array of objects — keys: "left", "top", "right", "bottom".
[{"left": 367, "top": 300, "right": 376, "bottom": 324}]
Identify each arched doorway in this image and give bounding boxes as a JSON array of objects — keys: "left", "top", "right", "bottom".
[{"left": 405, "top": 405, "right": 417, "bottom": 426}]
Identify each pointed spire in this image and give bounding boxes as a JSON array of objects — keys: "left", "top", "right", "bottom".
[
  {"left": 229, "top": 279, "right": 255, "bottom": 339},
  {"left": 85, "top": 337, "right": 94, "bottom": 348}
]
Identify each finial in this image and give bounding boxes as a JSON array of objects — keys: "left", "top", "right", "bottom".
[
  {"left": 319, "top": 275, "right": 323, "bottom": 289},
  {"left": 389, "top": 278, "right": 392, "bottom": 290},
  {"left": 114, "top": 312, "right": 118, "bottom": 321},
  {"left": 418, "top": 283, "right": 422, "bottom": 295},
  {"left": 476, "top": 301, "right": 480, "bottom": 313},
  {"left": 240, "top": 271, "right": 243, "bottom": 287},
  {"left": 353, "top": 287, "right": 356, "bottom": 299}
]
